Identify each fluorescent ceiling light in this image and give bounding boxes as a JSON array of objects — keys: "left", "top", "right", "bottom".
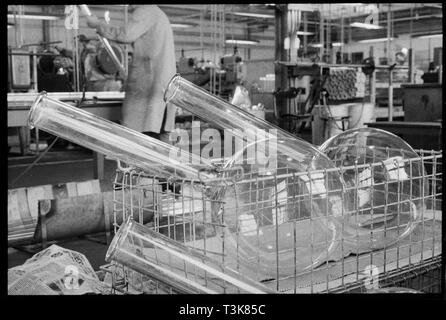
[
  {"left": 296, "top": 31, "right": 314, "bottom": 36},
  {"left": 7, "top": 13, "right": 61, "bottom": 20},
  {"left": 413, "top": 34, "right": 442, "bottom": 39},
  {"left": 358, "top": 37, "right": 394, "bottom": 43},
  {"left": 350, "top": 22, "right": 382, "bottom": 30},
  {"left": 171, "top": 23, "right": 196, "bottom": 28},
  {"left": 231, "top": 12, "right": 274, "bottom": 19},
  {"left": 225, "top": 39, "right": 259, "bottom": 45},
  {"left": 309, "top": 42, "right": 343, "bottom": 48}
]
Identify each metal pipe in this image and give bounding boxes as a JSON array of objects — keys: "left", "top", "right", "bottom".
[
  {"left": 123, "top": 5, "right": 129, "bottom": 77},
  {"left": 275, "top": 60, "right": 409, "bottom": 70},
  {"left": 340, "top": 16, "right": 344, "bottom": 61},
  {"left": 369, "top": 46, "right": 376, "bottom": 105},
  {"left": 303, "top": 11, "right": 308, "bottom": 54},
  {"left": 32, "top": 48, "right": 38, "bottom": 92},
  {"left": 387, "top": 5, "right": 393, "bottom": 121},
  {"left": 7, "top": 52, "right": 61, "bottom": 56},
  {"left": 8, "top": 91, "right": 124, "bottom": 102},
  {"left": 74, "top": 27, "right": 80, "bottom": 92},
  {"left": 319, "top": 9, "right": 324, "bottom": 59},
  {"left": 8, "top": 191, "right": 154, "bottom": 246}
]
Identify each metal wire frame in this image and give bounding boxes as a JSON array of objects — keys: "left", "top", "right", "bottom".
[
  {"left": 329, "top": 256, "right": 442, "bottom": 293},
  {"left": 103, "top": 148, "right": 441, "bottom": 294}
]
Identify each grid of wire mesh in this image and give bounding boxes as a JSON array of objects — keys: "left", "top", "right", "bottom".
[{"left": 102, "top": 148, "right": 441, "bottom": 294}]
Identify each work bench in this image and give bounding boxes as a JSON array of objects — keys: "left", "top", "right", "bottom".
[{"left": 366, "top": 121, "right": 442, "bottom": 151}]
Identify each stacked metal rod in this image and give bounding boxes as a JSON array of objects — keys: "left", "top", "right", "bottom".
[{"left": 324, "top": 67, "right": 366, "bottom": 100}]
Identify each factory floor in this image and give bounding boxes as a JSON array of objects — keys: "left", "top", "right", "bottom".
[{"left": 8, "top": 146, "right": 117, "bottom": 271}]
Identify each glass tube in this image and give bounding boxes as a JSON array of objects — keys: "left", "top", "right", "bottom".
[
  {"left": 164, "top": 74, "right": 330, "bottom": 166},
  {"left": 319, "top": 128, "right": 425, "bottom": 251},
  {"left": 79, "top": 4, "right": 125, "bottom": 75},
  {"left": 164, "top": 75, "right": 351, "bottom": 277},
  {"left": 106, "top": 218, "right": 275, "bottom": 294},
  {"left": 28, "top": 92, "right": 216, "bottom": 181}
]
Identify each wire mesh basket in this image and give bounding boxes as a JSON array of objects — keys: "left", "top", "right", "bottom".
[{"left": 102, "top": 148, "right": 442, "bottom": 294}]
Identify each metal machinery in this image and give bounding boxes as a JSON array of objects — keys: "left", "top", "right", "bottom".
[
  {"left": 7, "top": 38, "right": 124, "bottom": 94},
  {"left": 177, "top": 52, "right": 246, "bottom": 100},
  {"left": 272, "top": 5, "right": 418, "bottom": 145}
]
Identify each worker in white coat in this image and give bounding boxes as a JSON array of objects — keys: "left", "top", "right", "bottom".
[{"left": 86, "top": 5, "right": 176, "bottom": 141}]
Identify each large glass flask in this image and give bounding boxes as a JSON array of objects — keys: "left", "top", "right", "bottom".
[
  {"left": 319, "top": 128, "right": 425, "bottom": 251},
  {"left": 164, "top": 75, "right": 351, "bottom": 277},
  {"left": 28, "top": 92, "right": 344, "bottom": 279}
]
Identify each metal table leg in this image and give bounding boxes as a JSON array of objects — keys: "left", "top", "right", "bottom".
[{"left": 93, "top": 152, "right": 105, "bottom": 180}]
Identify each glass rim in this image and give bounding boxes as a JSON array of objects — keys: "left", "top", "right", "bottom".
[
  {"left": 163, "top": 73, "right": 182, "bottom": 104},
  {"left": 28, "top": 91, "right": 48, "bottom": 129},
  {"left": 105, "top": 216, "right": 133, "bottom": 262}
]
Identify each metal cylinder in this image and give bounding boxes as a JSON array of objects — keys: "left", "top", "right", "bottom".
[{"left": 8, "top": 184, "right": 156, "bottom": 245}]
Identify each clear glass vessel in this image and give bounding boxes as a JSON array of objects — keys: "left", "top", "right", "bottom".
[
  {"left": 164, "top": 75, "right": 352, "bottom": 277},
  {"left": 28, "top": 92, "right": 216, "bottom": 181},
  {"left": 319, "top": 128, "right": 425, "bottom": 251},
  {"left": 105, "top": 217, "right": 275, "bottom": 294},
  {"left": 28, "top": 90, "right": 348, "bottom": 280}
]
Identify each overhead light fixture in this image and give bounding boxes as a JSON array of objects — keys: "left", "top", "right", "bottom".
[
  {"left": 358, "top": 37, "right": 394, "bottom": 43},
  {"left": 225, "top": 39, "right": 260, "bottom": 46},
  {"left": 231, "top": 12, "right": 275, "bottom": 19},
  {"left": 171, "top": 23, "right": 196, "bottom": 29},
  {"left": 7, "top": 13, "right": 61, "bottom": 20},
  {"left": 296, "top": 31, "right": 314, "bottom": 36},
  {"left": 350, "top": 22, "right": 383, "bottom": 30},
  {"left": 412, "top": 33, "right": 442, "bottom": 39},
  {"left": 8, "top": 23, "right": 14, "bottom": 29},
  {"left": 309, "top": 42, "right": 343, "bottom": 48}
]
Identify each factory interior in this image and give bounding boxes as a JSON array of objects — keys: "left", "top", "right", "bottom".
[{"left": 7, "top": 4, "right": 443, "bottom": 296}]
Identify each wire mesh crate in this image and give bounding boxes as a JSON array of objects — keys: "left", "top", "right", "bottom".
[{"left": 102, "top": 148, "right": 442, "bottom": 294}]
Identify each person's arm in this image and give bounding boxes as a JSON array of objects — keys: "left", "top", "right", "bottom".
[
  {"left": 55, "top": 46, "right": 74, "bottom": 59},
  {"left": 87, "top": 7, "right": 154, "bottom": 44}
]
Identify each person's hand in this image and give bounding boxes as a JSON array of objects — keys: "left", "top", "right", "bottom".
[{"left": 86, "top": 15, "right": 100, "bottom": 28}]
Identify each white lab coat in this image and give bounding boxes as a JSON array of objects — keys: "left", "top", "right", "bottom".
[{"left": 95, "top": 5, "right": 176, "bottom": 133}]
